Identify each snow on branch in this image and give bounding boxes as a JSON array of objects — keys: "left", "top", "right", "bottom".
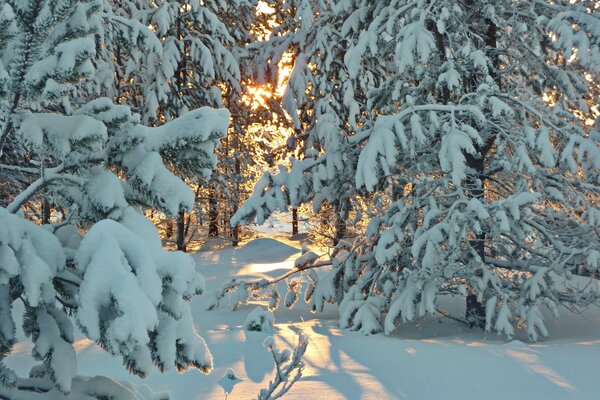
[
  {"left": 257, "top": 333, "right": 309, "bottom": 400},
  {"left": 76, "top": 208, "right": 211, "bottom": 377}
]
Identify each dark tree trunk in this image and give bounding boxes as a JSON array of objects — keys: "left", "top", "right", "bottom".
[
  {"left": 208, "top": 188, "right": 219, "bottom": 237},
  {"left": 232, "top": 158, "right": 241, "bottom": 247},
  {"left": 466, "top": 294, "right": 486, "bottom": 327},
  {"left": 41, "top": 196, "right": 51, "bottom": 225},
  {"left": 232, "top": 222, "right": 240, "bottom": 247},
  {"left": 232, "top": 201, "right": 240, "bottom": 247},
  {"left": 464, "top": 13, "right": 500, "bottom": 328},
  {"left": 176, "top": 209, "right": 186, "bottom": 252},
  {"left": 291, "top": 208, "right": 299, "bottom": 236},
  {"left": 166, "top": 219, "right": 174, "bottom": 239},
  {"left": 428, "top": 4, "right": 499, "bottom": 327},
  {"left": 333, "top": 215, "right": 346, "bottom": 247},
  {"left": 465, "top": 152, "right": 487, "bottom": 328}
]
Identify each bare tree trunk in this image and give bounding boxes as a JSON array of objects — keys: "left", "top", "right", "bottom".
[
  {"left": 41, "top": 196, "right": 51, "bottom": 225},
  {"left": 172, "top": 8, "right": 187, "bottom": 252},
  {"left": 208, "top": 187, "right": 219, "bottom": 238},
  {"left": 232, "top": 158, "right": 241, "bottom": 247},
  {"left": 232, "top": 215, "right": 240, "bottom": 247},
  {"left": 166, "top": 219, "right": 174, "bottom": 239},
  {"left": 292, "top": 208, "right": 298, "bottom": 236},
  {"left": 465, "top": 154, "right": 486, "bottom": 328},
  {"left": 464, "top": 10, "right": 499, "bottom": 328},
  {"left": 176, "top": 209, "right": 186, "bottom": 252},
  {"left": 333, "top": 215, "right": 346, "bottom": 247}
]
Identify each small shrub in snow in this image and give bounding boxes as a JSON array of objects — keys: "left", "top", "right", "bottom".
[
  {"left": 257, "top": 333, "right": 308, "bottom": 400},
  {"left": 245, "top": 307, "right": 275, "bottom": 332},
  {"left": 218, "top": 368, "right": 242, "bottom": 397}
]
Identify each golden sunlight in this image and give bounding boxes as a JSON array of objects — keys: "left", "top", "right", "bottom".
[
  {"left": 245, "top": 85, "right": 273, "bottom": 110},
  {"left": 244, "top": 53, "right": 293, "bottom": 110},
  {"left": 242, "top": 259, "right": 295, "bottom": 274},
  {"left": 242, "top": 1, "right": 294, "bottom": 110}
]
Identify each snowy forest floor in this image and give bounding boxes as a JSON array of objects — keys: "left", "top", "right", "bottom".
[{"left": 6, "top": 222, "right": 600, "bottom": 400}]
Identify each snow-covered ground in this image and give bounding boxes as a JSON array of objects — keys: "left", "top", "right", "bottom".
[{"left": 7, "top": 234, "right": 600, "bottom": 399}]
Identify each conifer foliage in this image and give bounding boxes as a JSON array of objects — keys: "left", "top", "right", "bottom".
[
  {"left": 232, "top": 0, "right": 600, "bottom": 340},
  {"left": 0, "top": 0, "right": 599, "bottom": 397},
  {"left": 0, "top": 1, "right": 228, "bottom": 397}
]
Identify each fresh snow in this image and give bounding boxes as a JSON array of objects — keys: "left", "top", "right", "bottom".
[{"left": 5, "top": 229, "right": 600, "bottom": 399}]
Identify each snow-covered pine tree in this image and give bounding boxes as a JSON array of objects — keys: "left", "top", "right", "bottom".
[
  {"left": 118, "top": 0, "right": 257, "bottom": 251},
  {"left": 230, "top": 0, "right": 600, "bottom": 340},
  {"left": 86, "top": 0, "right": 163, "bottom": 111},
  {"left": 212, "top": 0, "right": 304, "bottom": 246},
  {"left": 202, "top": 0, "right": 258, "bottom": 244},
  {"left": 137, "top": 0, "right": 242, "bottom": 123},
  {"left": 0, "top": 1, "right": 228, "bottom": 397},
  {"left": 247, "top": 0, "right": 373, "bottom": 245}
]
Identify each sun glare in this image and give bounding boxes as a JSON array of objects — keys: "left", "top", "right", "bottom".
[
  {"left": 245, "top": 53, "right": 293, "bottom": 109},
  {"left": 244, "top": 2, "right": 294, "bottom": 110},
  {"left": 245, "top": 85, "right": 273, "bottom": 109},
  {"left": 257, "top": 1, "right": 275, "bottom": 15}
]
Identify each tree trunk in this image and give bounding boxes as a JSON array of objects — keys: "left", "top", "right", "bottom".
[
  {"left": 208, "top": 188, "right": 219, "bottom": 237},
  {"left": 232, "top": 203, "right": 240, "bottom": 247},
  {"left": 428, "top": 5, "right": 498, "bottom": 327},
  {"left": 291, "top": 208, "right": 299, "bottom": 236},
  {"left": 41, "top": 196, "right": 51, "bottom": 225},
  {"left": 232, "top": 223, "right": 240, "bottom": 247},
  {"left": 333, "top": 200, "right": 349, "bottom": 246},
  {"left": 232, "top": 158, "right": 241, "bottom": 246},
  {"left": 466, "top": 294, "right": 486, "bottom": 327},
  {"left": 172, "top": 9, "right": 187, "bottom": 252},
  {"left": 176, "top": 209, "right": 186, "bottom": 252},
  {"left": 464, "top": 13, "right": 500, "bottom": 328},
  {"left": 333, "top": 215, "right": 346, "bottom": 247},
  {"left": 166, "top": 219, "right": 174, "bottom": 239},
  {"left": 465, "top": 153, "right": 486, "bottom": 328}
]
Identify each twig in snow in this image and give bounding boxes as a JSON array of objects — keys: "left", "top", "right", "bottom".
[{"left": 256, "top": 332, "right": 309, "bottom": 400}]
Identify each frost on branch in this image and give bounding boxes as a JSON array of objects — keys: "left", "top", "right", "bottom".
[{"left": 257, "top": 333, "right": 308, "bottom": 400}]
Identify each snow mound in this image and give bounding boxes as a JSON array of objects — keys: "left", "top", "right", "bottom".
[
  {"left": 505, "top": 340, "right": 527, "bottom": 347},
  {"left": 236, "top": 239, "right": 299, "bottom": 263}
]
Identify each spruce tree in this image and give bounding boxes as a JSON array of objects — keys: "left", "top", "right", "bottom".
[
  {"left": 0, "top": 1, "right": 228, "bottom": 397},
  {"left": 121, "top": 0, "right": 257, "bottom": 250},
  {"left": 231, "top": 0, "right": 600, "bottom": 340}
]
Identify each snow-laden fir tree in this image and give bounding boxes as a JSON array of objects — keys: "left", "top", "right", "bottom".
[
  {"left": 84, "top": 0, "right": 163, "bottom": 112},
  {"left": 229, "top": 0, "right": 600, "bottom": 340},
  {"left": 246, "top": 0, "right": 370, "bottom": 244},
  {"left": 0, "top": 1, "right": 228, "bottom": 397},
  {"left": 111, "top": 0, "right": 258, "bottom": 250},
  {"left": 133, "top": 0, "right": 243, "bottom": 123},
  {"left": 211, "top": 0, "right": 307, "bottom": 246},
  {"left": 201, "top": 0, "right": 258, "bottom": 244}
]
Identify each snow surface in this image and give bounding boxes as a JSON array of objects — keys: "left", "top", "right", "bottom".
[{"left": 6, "top": 230, "right": 600, "bottom": 399}]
